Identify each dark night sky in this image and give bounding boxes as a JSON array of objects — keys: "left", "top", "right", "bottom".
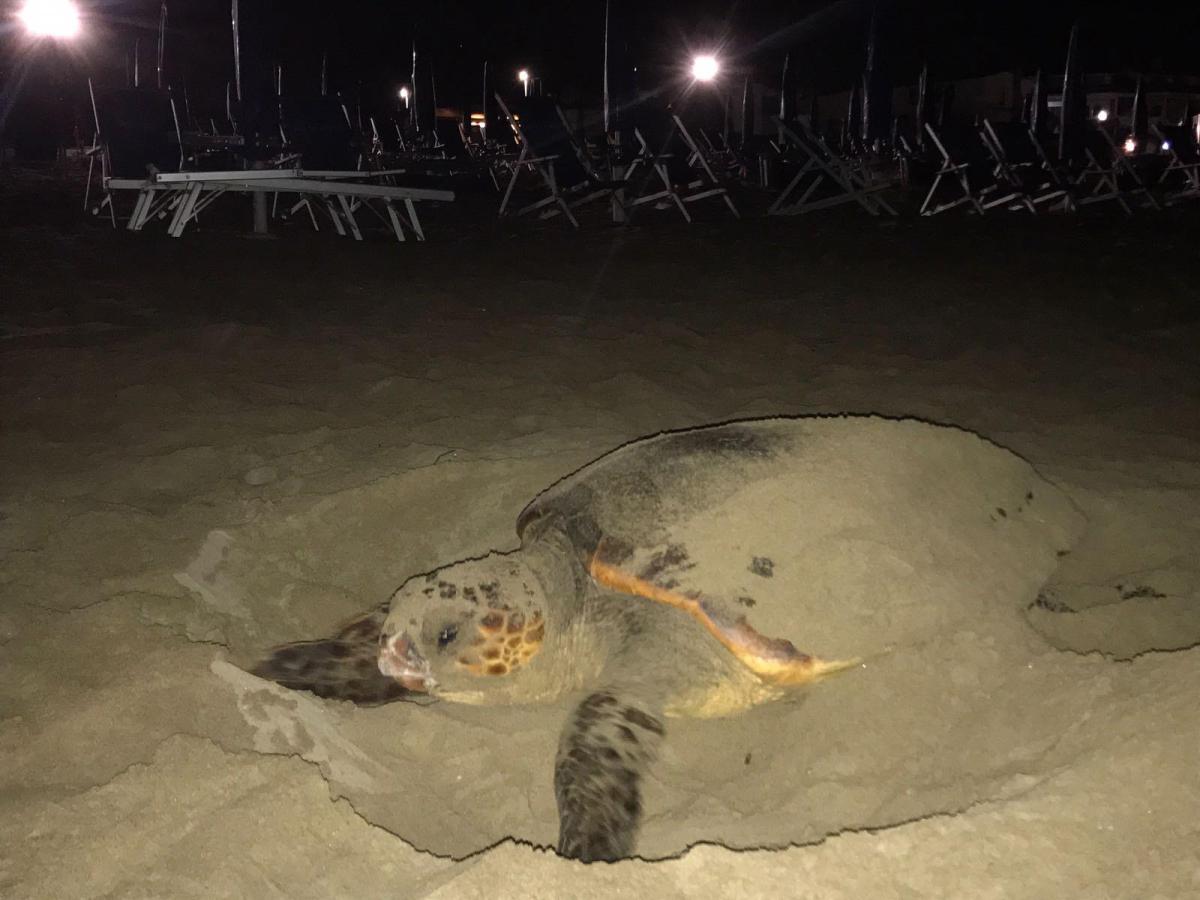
[
  {"left": 5, "top": 0, "right": 1199, "bottom": 128},
  {"left": 144, "top": 0, "right": 1200, "bottom": 85}
]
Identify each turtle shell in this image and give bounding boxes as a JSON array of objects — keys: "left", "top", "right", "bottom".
[{"left": 517, "top": 416, "right": 1081, "bottom": 681}]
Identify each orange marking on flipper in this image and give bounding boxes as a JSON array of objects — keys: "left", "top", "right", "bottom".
[{"left": 588, "top": 555, "right": 860, "bottom": 686}]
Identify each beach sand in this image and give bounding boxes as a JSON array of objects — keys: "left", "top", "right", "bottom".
[{"left": 2, "top": 184, "right": 1198, "bottom": 897}]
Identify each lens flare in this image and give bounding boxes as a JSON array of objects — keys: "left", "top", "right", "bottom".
[
  {"left": 691, "top": 55, "right": 719, "bottom": 82},
  {"left": 17, "top": 0, "right": 81, "bottom": 39}
]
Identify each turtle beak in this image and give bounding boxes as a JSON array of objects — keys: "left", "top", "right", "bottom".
[{"left": 378, "top": 631, "right": 436, "bottom": 692}]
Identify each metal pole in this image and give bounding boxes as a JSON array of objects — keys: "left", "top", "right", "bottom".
[
  {"left": 182, "top": 75, "right": 193, "bottom": 129},
  {"left": 157, "top": 3, "right": 167, "bottom": 89},
  {"left": 231, "top": 0, "right": 242, "bottom": 103},
  {"left": 410, "top": 42, "right": 418, "bottom": 131},
  {"left": 603, "top": 0, "right": 611, "bottom": 132},
  {"left": 252, "top": 162, "right": 269, "bottom": 234}
]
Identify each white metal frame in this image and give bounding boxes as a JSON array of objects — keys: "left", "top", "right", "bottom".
[
  {"left": 1073, "top": 129, "right": 1159, "bottom": 215},
  {"left": 494, "top": 93, "right": 626, "bottom": 228},
  {"left": 918, "top": 123, "right": 1046, "bottom": 217},
  {"left": 771, "top": 117, "right": 896, "bottom": 217},
  {"left": 625, "top": 115, "right": 740, "bottom": 222},
  {"left": 133, "top": 171, "right": 452, "bottom": 242},
  {"left": 1151, "top": 123, "right": 1200, "bottom": 204},
  {"left": 978, "top": 119, "right": 1072, "bottom": 213}
]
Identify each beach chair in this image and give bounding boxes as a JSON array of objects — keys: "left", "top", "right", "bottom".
[
  {"left": 494, "top": 94, "right": 625, "bottom": 228},
  {"left": 152, "top": 169, "right": 454, "bottom": 242},
  {"left": 622, "top": 105, "right": 740, "bottom": 222},
  {"left": 979, "top": 119, "right": 1072, "bottom": 213},
  {"left": 1018, "top": 127, "right": 1080, "bottom": 212},
  {"left": 1152, "top": 123, "right": 1200, "bottom": 204},
  {"left": 770, "top": 116, "right": 896, "bottom": 216},
  {"left": 918, "top": 123, "right": 1019, "bottom": 216},
  {"left": 90, "top": 85, "right": 195, "bottom": 230},
  {"left": 1074, "top": 127, "right": 1159, "bottom": 214}
]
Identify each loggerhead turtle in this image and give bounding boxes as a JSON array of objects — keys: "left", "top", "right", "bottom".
[{"left": 251, "top": 415, "right": 1069, "bottom": 861}]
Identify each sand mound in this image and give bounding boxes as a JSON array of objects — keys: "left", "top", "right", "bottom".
[{"left": 199, "top": 417, "right": 1095, "bottom": 860}]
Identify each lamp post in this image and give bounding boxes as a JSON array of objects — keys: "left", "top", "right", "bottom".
[
  {"left": 518, "top": 68, "right": 530, "bottom": 97},
  {"left": 398, "top": 86, "right": 410, "bottom": 109}
]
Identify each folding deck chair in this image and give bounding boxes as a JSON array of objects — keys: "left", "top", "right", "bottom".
[
  {"left": 918, "top": 123, "right": 1022, "bottom": 216},
  {"left": 89, "top": 85, "right": 188, "bottom": 228},
  {"left": 769, "top": 116, "right": 896, "bottom": 216},
  {"left": 978, "top": 119, "right": 1073, "bottom": 213},
  {"left": 1074, "top": 127, "right": 1159, "bottom": 214},
  {"left": 1152, "top": 123, "right": 1200, "bottom": 204},
  {"left": 494, "top": 94, "right": 625, "bottom": 228},
  {"left": 625, "top": 107, "right": 740, "bottom": 222}
]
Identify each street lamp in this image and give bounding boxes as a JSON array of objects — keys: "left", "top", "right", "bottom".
[
  {"left": 398, "top": 86, "right": 410, "bottom": 108},
  {"left": 1095, "top": 108, "right": 1109, "bottom": 123},
  {"left": 518, "top": 68, "right": 530, "bottom": 97},
  {"left": 17, "top": 0, "right": 81, "bottom": 39},
  {"left": 691, "top": 54, "right": 719, "bottom": 83}
]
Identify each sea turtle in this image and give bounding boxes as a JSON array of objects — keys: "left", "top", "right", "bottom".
[{"left": 251, "top": 415, "right": 1071, "bottom": 861}]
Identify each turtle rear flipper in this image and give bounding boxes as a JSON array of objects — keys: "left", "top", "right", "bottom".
[
  {"left": 251, "top": 605, "right": 413, "bottom": 705},
  {"left": 555, "top": 687, "right": 665, "bottom": 862}
]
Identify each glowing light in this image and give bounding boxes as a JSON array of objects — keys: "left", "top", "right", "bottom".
[
  {"left": 1161, "top": 139, "right": 1171, "bottom": 151},
  {"left": 398, "top": 86, "right": 410, "bottom": 100},
  {"left": 1123, "top": 137, "right": 1137, "bottom": 154},
  {"left": 1095, "top": 108, "right": 1109, "bottom": 122},
  {"left": 17, "top": 0, "right": 81, "bottom": 39},
  {"left": 691, "top": 54, "right": 719, "bottom": 82},
  {"left": 517, "top": 69, "right": 529, "bottom": 84}
]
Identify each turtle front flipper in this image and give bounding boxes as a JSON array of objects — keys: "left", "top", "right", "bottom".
[
  {"left": 250, "top": 604, "right": 414, "bottom": 705},
  {"left": 589, "top": 550, "right": 860, "bottom": 686},
  {"left": 554, "top": 688, "right": 665, "bottom": 862}
]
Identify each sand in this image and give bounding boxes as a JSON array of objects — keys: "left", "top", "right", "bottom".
[{"left": 1, "top": 184, "right": 1198, "bottom": 898}]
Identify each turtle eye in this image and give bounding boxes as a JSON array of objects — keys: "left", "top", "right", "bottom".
[{"left": 436, "top": 625, "right": 458, "bottom": 649}]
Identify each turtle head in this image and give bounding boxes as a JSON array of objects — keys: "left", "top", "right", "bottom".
[{"left": 377, "top": 554, "right": 548, "bottom": 700}]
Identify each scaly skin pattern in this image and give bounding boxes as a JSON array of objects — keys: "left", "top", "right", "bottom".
[
  {"left": 250, "top": 603, "right": 413, "bottom": 705},
  {"left": 554, "top": 689, "right": 665, "bottom": 862}
]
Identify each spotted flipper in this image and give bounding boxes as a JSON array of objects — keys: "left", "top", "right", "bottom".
[
  {"left": 554, "top": 689, "right": 665, "bottom": 862},
  {"left": 250, "top": 603, "right": 414, "bottom": 705}
]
